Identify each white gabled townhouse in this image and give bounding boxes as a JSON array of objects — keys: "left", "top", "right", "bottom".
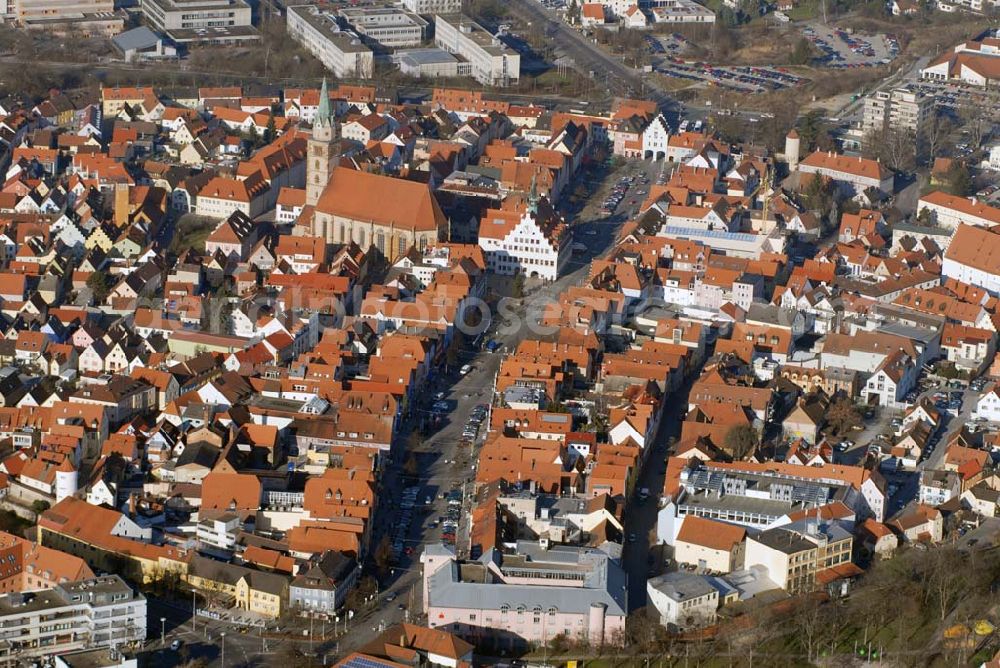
[
  {"left": 975, "top": 384, "right": 1000, "bottom": 422},
  {"left": 478, "top": 196, "right": 569, "bottom": 281},
  {"left": 861, "top": 349, "right": 918, "bottom": 408}
]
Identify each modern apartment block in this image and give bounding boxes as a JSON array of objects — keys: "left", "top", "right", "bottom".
[
  {"left": 16, "top": 0, "right": 123, "bottom": 35},
  {"left": 287, "top": 5, "right": 375, "bottom": 78},
  {"left": 339, "top": 6, "right": 429, "bottom": 49},
  {"left": 140, "top": 0, "right": 258, "bottom": 44},
  {"left": 421, "top": 542, "right": 627, "bottom": 650},
  {"left": 0, "top": 575, "right": 146, "bottom": 663},
  {"left": 434, "top": 14, "right": 520, "bottom": 87},
  {"left": 744, "top": 520, "right": 854, "bottom": 595},
  {"left": 861, "top": 86, "right": 934, "bottom": 152},
  {"left": 402, "top": 0, "right": 461, "bottom": 14}
]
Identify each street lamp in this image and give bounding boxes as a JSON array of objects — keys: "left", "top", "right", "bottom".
[
  {"left": 220, "top": 631, "right": 226, "bottom": 668},
  {"left": 160, "top": 617, "right": 166, "bottom": 647}
]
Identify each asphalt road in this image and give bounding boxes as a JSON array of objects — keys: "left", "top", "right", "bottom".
[
  {"left": 503, "top": 0, "right": 675, "bottom": 109},
  {"left": 392, "top": 159, "right": 657, "bottom": 606},
  {"left": 620, "top": 371, "right": 701, "bottom": 612}
]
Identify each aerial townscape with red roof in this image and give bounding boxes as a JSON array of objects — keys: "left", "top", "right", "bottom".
[{"left": 0, "top": 5, "right": 997, "bottom": 666}]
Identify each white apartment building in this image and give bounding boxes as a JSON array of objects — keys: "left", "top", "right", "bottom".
[
  {"left": 937, "top": 0, "right": 997, "bottom": 11},
  {"left": 288, "top": 5, "right": 375, "bottom": 78},
  {"left": 590, "top": 0, "right": 634, "bottom": 16},
  {"left": 647, "top": 0, "right": 716, "bottom": 23},
  {"left": 918, "top": 469, "right": 961, "bottom": 507},
  {"left": 861, "top": 86, "right": 933, "bottom": 144},
  {"left": 339, "top": 7, "right": 428, "bottom": 48},
  {"left": 434, "top": 14, "right": 520, "bottom": 87},
  {"left": 402, "top": 0, "right": 461, "bottom": 13},
  {"left": 917, "top": 191, "right": 1000, "bottom": 230},
  {"left": 478, "top": 201, "right": 569, "bottom": 281},
  {"left": 0, "top": 576, "right": 146, "bottom": 664},
  {"left": 798, "top": 150, "right": 894, "bottom": 196},
  {"left": 140, "top": 0, "right": 257, "bottom": 44},
  {"left": 196, "top": 513, "right": 240, "bottom": 556}
]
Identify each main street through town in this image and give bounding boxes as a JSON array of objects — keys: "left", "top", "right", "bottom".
[{"left": 359, "top": 158, "right": 666, "bottom": 627}]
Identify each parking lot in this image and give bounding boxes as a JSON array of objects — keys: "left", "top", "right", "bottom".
[
  {"left": 599, "top": 171, "right": 651, "bottom": 216},
  {"left": 654, "top": 60, "right": 806, "bottom": 93},
  {"left": 912, "top": 79, "right": 1000, "bottom": 112},
  {"left": 803, "top": 22, "right": 897, "bottom": 68},
  {"left": 645, "top": 32, "right": 692, "bottom": 57}
]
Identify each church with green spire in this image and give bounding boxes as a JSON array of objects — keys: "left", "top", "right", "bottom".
[{"left": 306, "top": 78, "right": 340, "bottom": 207}]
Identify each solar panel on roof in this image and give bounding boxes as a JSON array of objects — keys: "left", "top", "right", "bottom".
[
  {"left": 664, "top": 226, "right": 759, "bottom": 243},
  {"left": 341, "top": 657, "right": 400, "bottom": 668}
]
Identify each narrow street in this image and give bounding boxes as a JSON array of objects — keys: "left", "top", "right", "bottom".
[{"left": 620, "top": 373, "right": 699, "bottom": 612}]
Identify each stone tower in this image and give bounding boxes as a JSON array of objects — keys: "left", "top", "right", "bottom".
[
  {"left": 306, "top": 77, "right": 339, "bottom": 209},
  {"left": 785, "top": 129, "right": 801, "bottom": 173}
]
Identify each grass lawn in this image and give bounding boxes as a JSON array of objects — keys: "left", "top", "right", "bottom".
[
  {"left": 787, "top": 0, "right": 820, "bottom": 21},
  {"left": 171, "top": 214, "right": 216, "bottom": 255}
]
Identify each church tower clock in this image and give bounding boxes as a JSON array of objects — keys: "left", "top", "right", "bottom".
[{"left": 306, "top": 77, "right": 339, "bottom": 208}]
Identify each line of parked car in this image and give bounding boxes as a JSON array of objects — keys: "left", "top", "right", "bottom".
[
  {"left": 462, "top": 403, "right": 488, "bottom": 445},
  {"left": 600, "top": 174, "right": 645, "bottom": 216},
  {"left": 655, "top": 61, "right": 801, "bottom": 93},
  {"left": 439, "top": 489, "right": 463, "bottom": 546},
  {"left": 390, "top": 486, "right": 423, "bottom": 563}
]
